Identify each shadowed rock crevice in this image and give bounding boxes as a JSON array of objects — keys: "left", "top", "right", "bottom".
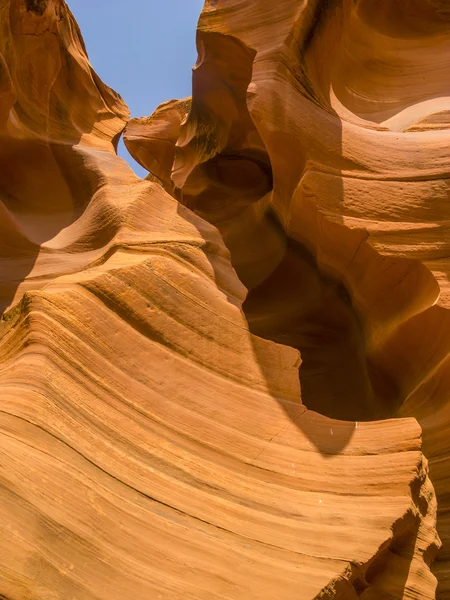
[
  {"left": 242, "top": 235, "right": 401, "bottom": 422},
  {"left": 25, "top": 0, "right": 48, "bottom": 16}
]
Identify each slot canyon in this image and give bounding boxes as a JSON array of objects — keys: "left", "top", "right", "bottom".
[{"left": 1, "top": 0, "right": 450, "bottom": 598}]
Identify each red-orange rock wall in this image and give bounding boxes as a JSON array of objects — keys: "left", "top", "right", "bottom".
[{"left": 0, "top": 0, "right": 448, "bottom": 598}]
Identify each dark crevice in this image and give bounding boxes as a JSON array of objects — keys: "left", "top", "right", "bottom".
[
  {"left": 25, "top": 0, "right": 48, "bottom": 16},
  {"left": 242, "top": 235, "right": 401, "bottom": 422}
]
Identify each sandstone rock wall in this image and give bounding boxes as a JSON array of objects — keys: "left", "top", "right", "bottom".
[{"left": 1, "top": 1, "right": 449, "bottom": 598}]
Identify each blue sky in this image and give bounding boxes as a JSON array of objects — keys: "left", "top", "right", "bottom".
[{"left": 68, "top": 1, "right": 204, "bottom": 176}]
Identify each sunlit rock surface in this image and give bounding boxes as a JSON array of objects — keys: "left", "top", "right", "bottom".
[{"left": 0, "top": 0, "right": 449, "bottom": 598}]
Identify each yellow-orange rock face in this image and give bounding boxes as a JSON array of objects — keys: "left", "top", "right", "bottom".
[{"left": 0, "top": 0, "right": 449, "bottom": 598}]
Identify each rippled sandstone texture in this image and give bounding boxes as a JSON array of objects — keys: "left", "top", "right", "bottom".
[{"left": 0, "top": 0, "right": 449, "bottom": 598}]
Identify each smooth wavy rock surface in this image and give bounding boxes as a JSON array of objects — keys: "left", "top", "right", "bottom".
[{"left": 0, "top": 0, "right": 447, "bottom": 599}]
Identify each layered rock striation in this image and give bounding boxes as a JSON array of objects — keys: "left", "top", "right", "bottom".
[{"left": 0, "top": 0, "right": 449, "bottom": 598}]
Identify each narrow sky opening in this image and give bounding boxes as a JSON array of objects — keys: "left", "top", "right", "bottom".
[{"left": 68, "top": 0, "right": 204, "bottom": 177}]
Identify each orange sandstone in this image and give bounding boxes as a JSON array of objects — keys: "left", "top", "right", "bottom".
[{"left": 0, "top": 1, "right": 449, "bottom": 598}]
